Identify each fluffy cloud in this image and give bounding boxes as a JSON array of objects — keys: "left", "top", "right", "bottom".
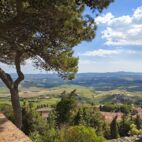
[
  {"left": 81, "top": 49, "right": 121, "bottom": 57},
  {"left": 133, "top": 6, "right": 142, "bottom": 20},
  {"left": 95, "top": 6, "right": 142, "bottom": 46},
  {"left": 80, "top": 49, "right": 142, "bottom": 57},
  {"left": 95, "top": 12, "right": 114, "bottom": 24}
]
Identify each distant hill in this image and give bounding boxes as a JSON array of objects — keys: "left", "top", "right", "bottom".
[
  {"left": 1, "top": 72, "right": 142, "bottom": 91},
  {"left": 1, "top": 72, "right": 142, "bottom": 105}
]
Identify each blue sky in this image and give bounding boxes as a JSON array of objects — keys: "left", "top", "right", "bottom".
[
  {"left": 76, "top": 0, "right": 142, "bottom": 73},
  {"left": 1, "top": 0, "right": 142, "bottom": 73}
]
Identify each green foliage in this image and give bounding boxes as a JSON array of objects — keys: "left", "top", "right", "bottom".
[
  {"left": 110, "top": 116, "right": 120, "bottom": 139},
  {"left": 76, "top": 0, "right": 114, "bottom": 12},
  {"left": 73, "top": 107, "right": 106, "bottom": 136},
  {"left": 22, "top": 101, "right": 34, "bottom": 135},
  {"left": 119, "top": 114, "right": 142, "bottom": 137},
  {"left": 103, "top": 123, "right": 111, "bottom": 139},
  {"left": 129, "top": 124, "right": 142, "bottom": 136},
  {"left": 30, "top": 131, "right": 42, "bottom": 142},
  {"left": 87, "top": 108, "right": 104, "bottom": 135},
  {"left": 56, "top": 95, "right": 77, "bottom": 125},
  {"left": 0, "top": 0, "right": 113, "bottom": 79},
  {"left": 30, "top": 93, "right": 107, "bottom": 142},
  {"left": 40, "top": 127, "right": 59, "bottom": 142},
  {"left": 21, "top": 101, "right": 50, "bottom": 137},
  {"left": 30, "top": 116, "right": 59, "bottom": 142},
  {"left": 0, "top": 103, "right": 14, "bottom": 122},
  {"left": 100, "top": 104, "right": 132, "bottom": 114},
  {"left": 118, "top": 115, "right": 133, "bottom": 137},
  {"left": 60, "top": 125, "right": 105, "bottom": 142}
]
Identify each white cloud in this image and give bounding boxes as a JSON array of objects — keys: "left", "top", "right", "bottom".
[
  {"left": 133, "top": 6, "right": 142, "bottom": 20},
  {"left": 96, "top": 6, "right": 142, "bottom": 46},
  {"left": 81, "top": 49, "right": 121, "bottom": 57},
  {"left": 95, "top": 12, "right": 114, "bottom": 24},
  {"left": 80, "top": 48, "right": 142, "bottom": 57}
]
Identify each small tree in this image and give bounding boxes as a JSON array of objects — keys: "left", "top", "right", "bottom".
[
  {"left": 56, "top": 95, "right": 77, "bottom": 125},
  {"left": 110, "top": 116, "right": 120, "bottom": 139}
]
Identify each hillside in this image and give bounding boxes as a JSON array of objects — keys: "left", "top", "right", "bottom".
[
  {"left": 0, "top": 72, "right": 142, "bottom": 105},
  {"left": 0, "top": 84, "right": 142, "bottom": 105}
]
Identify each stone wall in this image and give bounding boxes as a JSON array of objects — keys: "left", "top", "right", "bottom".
[{"left": 0, "top": 113, "right": 32, "bottom": 142}]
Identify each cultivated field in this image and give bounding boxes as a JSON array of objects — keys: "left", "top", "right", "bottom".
[{"left": 0, "top": 85, "right": 142, "bottom": 106}]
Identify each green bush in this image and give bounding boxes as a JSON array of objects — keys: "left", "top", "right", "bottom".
[
  {"left": 100, "top": 104, "right": 132, "bottom": 114},
  {"left": 60, "top": 125, "right": 105, "bottom": 142},
  {"left": 129, "top": 124, "right": 142, "bottom": 136},
  {"left": 30, "top": 131, "right": 42, "bottom": 142}
]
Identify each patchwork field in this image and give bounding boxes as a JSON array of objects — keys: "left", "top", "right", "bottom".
[{"left": 0, "top": 84, "right": 142, "bottom": 106}]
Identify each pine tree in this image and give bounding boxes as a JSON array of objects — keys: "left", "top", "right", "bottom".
[{"left": 0, "top": 0, "right": 113, "bottom": 128}]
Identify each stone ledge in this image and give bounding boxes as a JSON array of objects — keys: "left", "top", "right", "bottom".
[
  {"left": 0, "top": 113, "right": 32, "bottom": 142},
  {"left": 107, "top": 135, "right": 142, "bottom": 142}
]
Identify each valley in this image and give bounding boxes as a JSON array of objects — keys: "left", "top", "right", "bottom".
[{"left": 0, "top": 72, "right": 142, "bottom": 106}]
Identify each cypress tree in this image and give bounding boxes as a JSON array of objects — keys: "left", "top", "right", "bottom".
[{"left": 74, "top": 109, "right": 82, "bottom": 125}]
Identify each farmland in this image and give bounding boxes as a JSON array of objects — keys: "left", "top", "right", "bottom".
[
  {"left": 0, "top": 72, "right": 142, "bottom": 106},
  {"left": 0, "top": 84, "right": 142, "bottom": 106}
]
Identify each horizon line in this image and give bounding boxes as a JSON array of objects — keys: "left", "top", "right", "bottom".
[{"left": 8, "top": 71, "right": 142, "bottom": 75}]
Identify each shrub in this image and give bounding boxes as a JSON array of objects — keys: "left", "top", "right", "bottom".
[
  {"left": 60, "top": 125, "right": 105, "bottom": 142},
  {"left": 129, "top": 124, "right": 142, "bottom": 136}
]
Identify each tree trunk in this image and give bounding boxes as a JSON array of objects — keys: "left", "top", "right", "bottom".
[{"left": 10, "top": 88, "right": 22, "bottom": 129}]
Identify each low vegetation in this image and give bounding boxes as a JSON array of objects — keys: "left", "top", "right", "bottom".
[{"left": 0, "top": 90, "right": 142, "bottom": 142}]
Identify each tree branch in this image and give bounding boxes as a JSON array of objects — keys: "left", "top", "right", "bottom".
[
  {"left": 0, "top": 68, "right": 13, "bottom": 89},
  {"left": 14, "top": 52, "right": 24, "bottom": 88}
]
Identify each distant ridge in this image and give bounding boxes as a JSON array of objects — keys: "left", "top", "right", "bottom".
[
  {"left": 7, "top": 71, "right": 142, "bottom": 75},
  {"left": 1, "top": 72, "right": 142, "bottom": 92}
]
